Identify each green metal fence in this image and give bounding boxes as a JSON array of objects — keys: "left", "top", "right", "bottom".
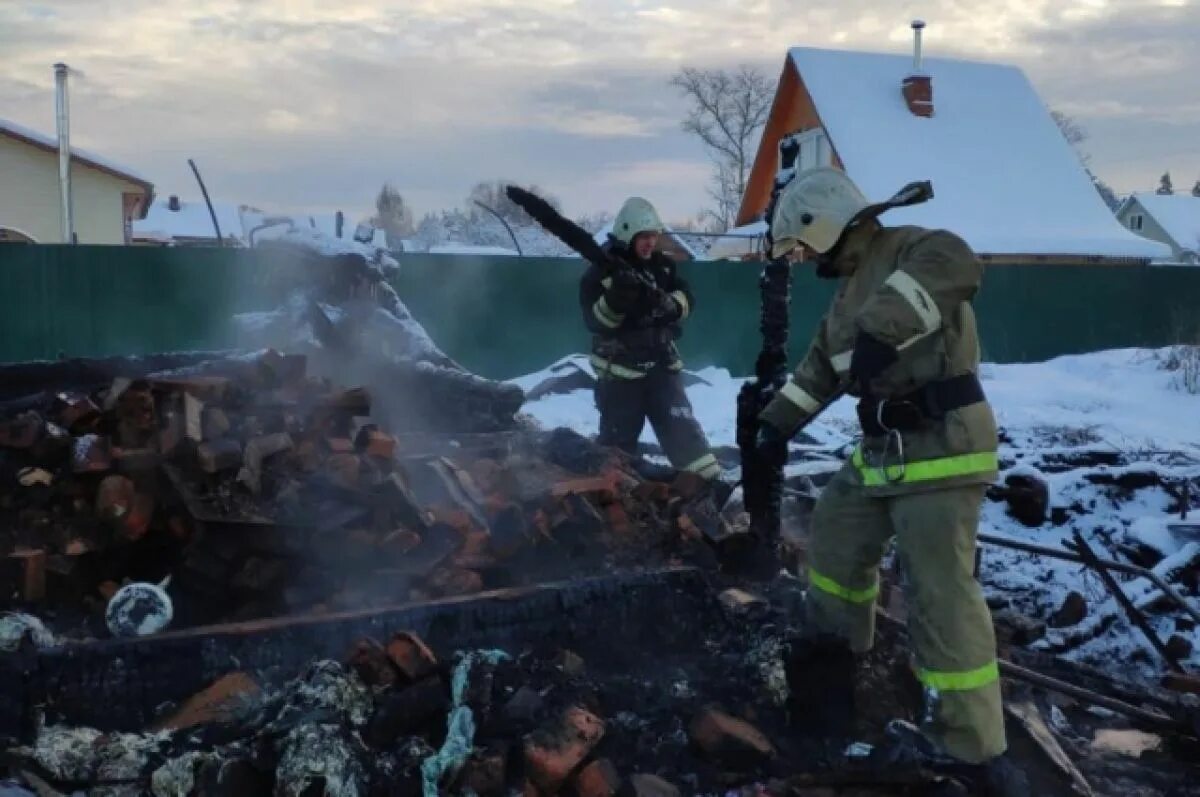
[{"left": 2, "top": 245, "right": 1197, "bottom": 380}]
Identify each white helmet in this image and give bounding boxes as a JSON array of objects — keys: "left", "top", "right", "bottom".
[
  {"left": 770, "top": 168, "right": 869, "bottom": 258},
  {"left": 612, "top": 197, "right": 665, "bottom": 245}
]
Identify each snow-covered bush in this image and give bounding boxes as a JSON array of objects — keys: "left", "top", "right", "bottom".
[{"left": 1161, "top": 343, "right": 1200, "bottom": 394}]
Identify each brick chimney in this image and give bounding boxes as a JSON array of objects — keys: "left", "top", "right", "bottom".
[{"left": 902, "top": 20, "right": 933, "bottom": 117}]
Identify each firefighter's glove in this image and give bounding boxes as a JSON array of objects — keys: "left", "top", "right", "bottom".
[
  {"left": 605, "top": 269, "right": 644, "bottom": 315},
  {"left": 647, "top": 289, "right": 683, "bottom": 325},
  {"left": 850, "top": 330, "right": 898, "bottom": 386},
  {"left": 755, "top": 421, "right": 790, "bottom": 471}
]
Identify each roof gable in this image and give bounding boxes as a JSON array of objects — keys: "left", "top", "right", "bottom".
[
  {"left": 779, "top": 47, "right": 1166, "bottom": 259},
  {"left": 0, "top": 116, "right": 152, "bottom": 193},
  {"left": 1123, "top": 192, "right": 1200, "bottom": 252}
]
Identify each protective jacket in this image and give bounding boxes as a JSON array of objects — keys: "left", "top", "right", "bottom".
[
  {"left": 759, "top": 224, "right": 998, "bottom": 496},
  {"left": 579, "top": 247, "right": 695, "bottom": 378}
]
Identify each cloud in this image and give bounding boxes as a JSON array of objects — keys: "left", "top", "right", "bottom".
[{"left": 1, "top": 0, "right": 1196, "bottom": 220}]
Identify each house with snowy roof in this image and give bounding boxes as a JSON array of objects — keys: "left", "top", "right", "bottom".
[
  {"left": 0, "top": 117, "right": 154, "bottom": 244},
  {"left": 735, "top": 26, "right": 1169, "bottom": 265},
  {"left": 1115, "top": 192, "right": 1200, "bottom": 265},
  {"left": 132, "top": 195, "right": 264, "bottom": 247}
]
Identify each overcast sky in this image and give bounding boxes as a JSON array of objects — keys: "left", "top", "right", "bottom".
[{"left": 3, "top": 0, "right": 1198, "bottom": 224}]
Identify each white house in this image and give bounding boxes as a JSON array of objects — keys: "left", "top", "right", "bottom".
[
  {"left": 1115, "top": 193, "right": 1200, "bottom": 264},
  {"left": 735, "top": 34, "right": 1169, "bottom": 264},
  {"left": 0, "top": 117, "right": 153, "bottom": 244}
]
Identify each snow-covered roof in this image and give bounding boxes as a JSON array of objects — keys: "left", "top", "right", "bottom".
[
  {"left": 787, "top": 47, "right": 1168, "bottom": 259},
  {"left": 1121, "top": 192, "right": 1200, "bottom": 254},
  {"left": 132, "top": 198, "right": 254, "bottom": 244},
  {"left": 705, "top": 220, "right": 767, "bottom": 261},
  {"left": 592, "top": 223, "right": 699, "bottom": 261},
  {"left": 0, "top": 116, "right": 153, "bottom": 189}
]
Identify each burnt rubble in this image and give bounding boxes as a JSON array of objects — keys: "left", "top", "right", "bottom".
[
  {"left": 0, "top": 349, "right": 744, "bottom": 639},
  {"left": 5, "top": 570, "right": 1199, "bottom": 796}
]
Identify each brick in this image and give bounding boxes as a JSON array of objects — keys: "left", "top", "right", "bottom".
[
  {"left": 572, "top": 758, "right": 621, "bottom": 797},
  {"left": 551, "top": 473, "right": 620, "bottom": 505},
  {"left": 0, "top": 411, "right": 44, "bottom": 450},
  {"left": 688, "top": 707, "right": 775, "bottom": 769},
  {"left": 72, "top": 434, "right": 112, "bottom": 473},
  {"left": 489, "top": 502, "right": 530, "bottom": 559},
  {"left": 524, "top": 707, "right": 605, "bottom": 793},
  {"left": 627, "top": 774, "right": 680, "bottom": 797},
  {"left": 327, "top": 437, "right": 355, "bottom": 454},
  {"left": 9, "top": 549, "right": 46, "bottom": 602},
  {"left": 386, "top": 631, "right": 439, "bottom": 681},
  {"left": 346, "top": 637, "right": 397, "bottom": 688},
  {"left": 355, "top": 425, "right": 397, "bottom": 460},
  {"left": 120, "top": 493, "right": 156, "bottom": 542},
  {"left": 153, "top": 672, "right": 262, "bottom": 731}
]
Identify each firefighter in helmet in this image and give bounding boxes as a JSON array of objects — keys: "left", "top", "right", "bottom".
[
  {"left": 579, "top": 197, "right": 723, "bottom": 485},
  {"left": 755, "top": 168, "right": 1025, "bottom": 794}
]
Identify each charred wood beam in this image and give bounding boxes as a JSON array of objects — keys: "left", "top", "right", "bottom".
[
  {"left": 997, "top": 660, "right": 1191, "bottom": 736},
  {"left": 978, "top": 533, "right": 1200, "bottom": 626},
  {"left": 1066, "top": 531, "right": 1186, "bottom": 674},
  {"left": 0, "top": 352, "right": 237, "bottom": 402}
]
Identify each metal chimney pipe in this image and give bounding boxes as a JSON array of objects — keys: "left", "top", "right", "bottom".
[
  {"left": 54, "top": 62, "right": 74, "bottom": 244},
  {"left": 911, "top": 20, "right": 926, "bottom": 73}
]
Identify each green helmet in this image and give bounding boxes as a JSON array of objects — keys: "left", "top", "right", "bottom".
[
  {"left": 770, "top": 168, "right": 869, "bottom": 258},
  {"left": 612, "top": 197, "right": 665, "bottom": 245}
]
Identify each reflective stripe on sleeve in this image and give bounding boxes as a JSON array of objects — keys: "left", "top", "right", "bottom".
[
  {"left": 670, "top": 290, "right": 690, "bottom": 319},
  {"left": 830, "top": 350, "right": 853, "bottom": 374},
  {"left": 593, "top": 296, "right": 624, "bottom": 328},
  {"left": 780, "top": 380, "right": 822, "bottom": 414},
  {"left": 885, "top": 270, "right": 942, "bottom": 333},
  {"left": 683, "top": 452, "right": 721, "bottom": 479}
]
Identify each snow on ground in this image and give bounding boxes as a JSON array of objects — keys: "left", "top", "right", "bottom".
[{"left": 515, "top": 348, "right": 1200, "bottom": 680}]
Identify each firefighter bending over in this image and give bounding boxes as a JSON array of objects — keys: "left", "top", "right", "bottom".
[{"left": 755, "top": 168, "right": 1025, "bottom": 795}]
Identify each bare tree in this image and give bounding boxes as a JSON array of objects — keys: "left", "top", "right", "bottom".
[
  {"left": 372, "top": 182, "right": 415, "bottom": 248},
  {"left": 671, "top": 65, "right": 774, "bottom": 231},
  {"left": 467, "top": 180, "right": 562, "bottom": 226}
]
